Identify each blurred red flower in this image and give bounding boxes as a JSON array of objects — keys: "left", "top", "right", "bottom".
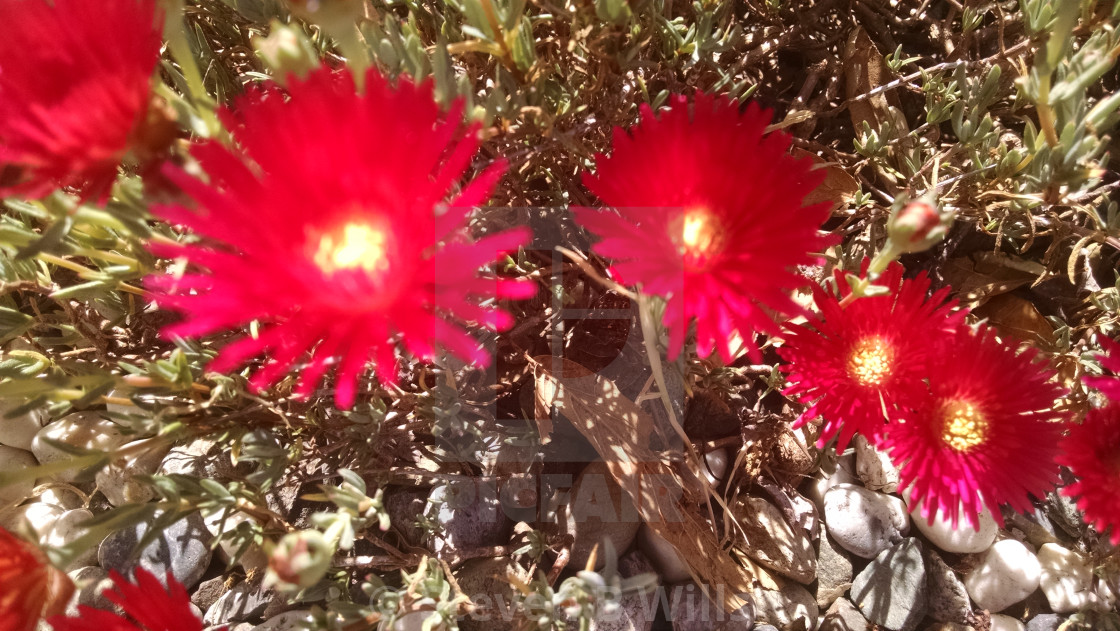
[
  {"left": 1058, "top": 405, "right": 1120, "bottom": 545},
  {"left": 779, "top": 262, "right": 965, "bottom": 452},
  {"left": 0, "top": 0, "right": 164, "bottom": 203},
  {"left": 573, "top": 93, "right": 831, "bottom": 362},
  {"left": 148, "top": 67, "right": 532, "bottom": 408},
  {"left": 48, "top": 568, "right": 209, "bottom": 631},
  {"left": 884, "top": 325, "right": 1066, "bottom": 530},
  {"left": 0, "top": 527, "right": 72, "bottom": 631}
]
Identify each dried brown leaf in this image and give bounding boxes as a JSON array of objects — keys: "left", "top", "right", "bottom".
[
  {"left": 530, "top": 356, "right": 778, "bottom": 610},
  {"left": 791, "top": 148, "right": 860, "bottom": 210}
]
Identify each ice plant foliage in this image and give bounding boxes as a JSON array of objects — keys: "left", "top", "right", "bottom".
[
  {"left": 48, "top": 568, "right": 208, "bottom": 631},
  {"left": 148, "top": 67, "right": 532, "bottom": 408},
  {"left": 0, "top": 0, "right": 164, "bottom": 203},
  {"left": 1083, "top": 336, "right": 1120, "bottom": 401},
  {"left": 884, "top": 325, "right": 1066, "bottom": 530},
  {"left": 779, "top": 262, "right": 965, "bottom": 451},
  {"left": 1058, "top": 405, "right": 1120, "bottom": 545},
  {"left": 573, "top": 93, "right": 831, "bottom": 362}
]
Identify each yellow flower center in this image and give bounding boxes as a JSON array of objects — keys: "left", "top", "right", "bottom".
[
  {"left": 311, "top": 222, "right": 388, "bottom": 275},
  {"left": 939, "top": 399, "right": 990, "bottom": 453},
  {"left": 847, "top": 336, "right": 895, "bottom": 386},
  {"left": 671, "top": 208, "right": 724, "bottom": 270}
]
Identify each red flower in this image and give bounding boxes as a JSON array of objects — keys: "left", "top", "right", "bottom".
[
  {"left": 1058, "top": 405, "right": 1120, "bottom": 545},
  {"left": 0, "top": 527, "right": 72, "bottom": 631},
  {"left": 0, "top": 0, "right": 164, "bottom": 203},
  {"left": 1083, "top": 336, "right": 1120, "bottom": 401},
  {"left": 148, "top": 67, "right": 532, "bottom": 408},
  {"left": 48, "top": 568, "right": 208, "bottom": 631},
  {"left": 572, "top": 93, "right": 831, "bottom": 362},
  {"left": 883, "top": 325, "right": 1066, "bottom": 530},
  {"left": 778, "top": 262, "right": 965, "bottom": 452}
]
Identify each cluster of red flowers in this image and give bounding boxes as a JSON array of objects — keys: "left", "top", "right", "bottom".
[
  {"left": 3, "top": 0, "right": 1120, "bottom": 564},
  {"left": 780, "top": 263, "right": 1070, "bottom": 531}
]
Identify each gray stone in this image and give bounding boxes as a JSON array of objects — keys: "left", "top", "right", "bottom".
[
  {"left": 32, "top": 412, "right": 134, "bottom": 482},
  {"left": 819, "top": 598, "right": 869, "bottom": 631},
  {"left": 0, "top": 445, "right": 37, "bottom": 504},
  {"left": 457, "top": 557, "right": 527, "bottom": 631},
  {"left": 850, "top": 538, "right": 927, "bottom": 631},
  {"left": 555, "top": 462, "right": 641, "bottom": 570},
  {"left": 253, "top": 611, "right": 314, "bottom": 630},
  {"left": 430, "top": 478, "right": 513, "bottom": 556},
  {"left": 98, "top": 509, "right": 212, "bottom": 590},
  {"left": 96, "top": 438, "right": 168, "bottom": 506},
  {"left": 192, "top": 576, "right": 230, "bottom": 612},
  {"left": 160, "top": 437, "right": 249, "bottom": 480},
  {"left": 754, "top": 627, "right": 779, "bottom": 631},
  {"left": 65, "top": 566, "right": 116, "bottom": 616},
  {"left": 204, "top": 578, "right": 273, "bottom": 625},
  {"left": 588, "top": 592, "right": 655, "bottom": 631},
  {"left": 44, "top": 508, "right": 100, "bottom": 570},
  {"left": 925, "top": 550, "right": 972, "bottom": 625},
  {"left": 1025, "top": 614, "right": 1062, "bottom": 631},
  {"left": 816, "top": 526, "right": 853, "bottom": 609},
  {"left": 823, "top": 484, "right": 908, "bottom": 559},
  {"left": 669, "top": 582, "right": 753, "bottom": 631},
  {"left": 638, "top": 524, "right": 690, "bottom": 583},
  {"left": 922, "top": 624, "right": 975, "bottom": 631},
  {"left": 734, "top": 496, "right": 815, "bottom": 584},
  {"left": 0, "top": 398, "right": 48, "bottom": 451},
  {"left": 750, "top": 582, "right": 818, "bottom": 631},
  {"left": 383, "top": 486, "right": 429, "bottom": 547},
  {"left": 854, "top": 435, "right": 900, "bottom": 493}
]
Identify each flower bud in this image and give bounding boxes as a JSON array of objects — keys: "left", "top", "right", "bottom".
[
  {"left": 264, "top": 530, "right": 333, "bottom": 592},
  {"left": 252, "top": 21, "right": 319, "bottom": 86},
  {"left": 886, "top": 197, "right": 954, "bottom": 254}
]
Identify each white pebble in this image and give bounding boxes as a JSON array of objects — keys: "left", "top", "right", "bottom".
[
  {"left": 909, "top": 497, "right": 997, "bottom": 554},
  {"left": 964, "top": 539, "right": 1040, "bottom": 612},
  {"left": 1038, "top": 543, "right": 1109, "bottom": 613},
  {"left": 43, "top": 508, "right": 98, "bottom": 570},
  {"left": 0, "top": 399, "right": 48, "bottom": 451},
  {"left": 989, "top": 614, "right": 1025, "bottom": 631},
  {"left": 32, "top": 412, "right": 132, "bottom": 482},
  {"left": 638, "top": 523, "right": 691, "bottom": 583}
]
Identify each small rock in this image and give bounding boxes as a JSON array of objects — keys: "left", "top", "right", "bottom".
[
  {"left": 922, "top": 624, "right": 975, "bottom": 631},
  {"left": 203, "top": 577, "right": 272, "bottom": 625},
  {"left": 734, "top": 496, "right": 815, "bottom": 584},
  {"left": 0, "top": 398, "right": 48, "bottom": 451},
  {"left": 963, "top": 539, "right": 1040, "bottom": 613},
  {"left": 807, "top": 453, "right": 856, "bottom": 508},
  {"left": 819, "top": 598, "right": 869, "bottom": 631},
  {"left": 457, "top": 557, "right": 527, "bottom": 631},
  {"left": 1025, "top": 613, "right": 1062, "bottom": 631},
  {"left": 773, "top": 426, "right": 817, "bottom": 479},
  {"left": 815, "top": 525, "right": 853, "bottom": 609},
  {"left": 703, "top": 449, "right": 729, "bottom": 484},
  {"left": 990, "top": 614, "right": 1026, "bottom": 631},
  {"left": 754, "top": 627, "right": 779, "bottom": 631},
  {"left": 204, "top": 511, "right": 268, "bottom": 572},
  {"left": 586, "top": 591, "right": 655, "bottom": 631},
  {"left": 98, "top": 509, "right": 212, "bottom": 590},
  {"left": 38, "top": 487, "right": 84, "bottom": 511},
  {"left": 160, "top": 437, "right": 248, "bottom": 480},
  {"left": 96, "top": 438, "right": 168, "bottom": 507},
  {"left": 252, "top": 610, "right": 313, "bottom": 630},
  {"left": 823, "top": 484, "right": 909, "bottom": 559},
  {"left": 1037, "top": 543, "right": 1107, "bottom": 613},
  {"left": 555, "top": 462, "right": 641, "bottom": 570},
  {"left": 1, "top": 500, "right": 63, "bottom": 535},
  {"left": 383, "top": 486, "right": 429, "bottom": 548},
  {"left": 43, "top": 508, "right": 99, "bottom": 570},
  {"left": 32, "top": 412, "right": 135, "bottom": 482},
  {"left": 854, "top": 435, "right": 900, "bottom": 493},
  {"left": 669, "top": 582, "right": 753, "bottom": 631},
  {"left": 750, "top": 582, "right": 818, "bottom": 631},
  {"left": 850, "top": 538, "right": 927, "bottom": 631},
  {"left": 0, "top": 445, "right": 37, "bottom": 504},
  {"left": 925, "top": 549, "right": 973, "bottom": 625},
  {"left": 65, "top": 566, "right": 115, "bottom": 615},
  {"left": 430, "top": 478, "right": 513, "bottom": 556},
  {"left": 192, "top": 576, "right": 229, "bottom": 612},
  {"left": 638, "top": 524, "right": 690, "bottom": 584},
  {"left": 910, "top": 499, "right": 997, "bottom": 555}
]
